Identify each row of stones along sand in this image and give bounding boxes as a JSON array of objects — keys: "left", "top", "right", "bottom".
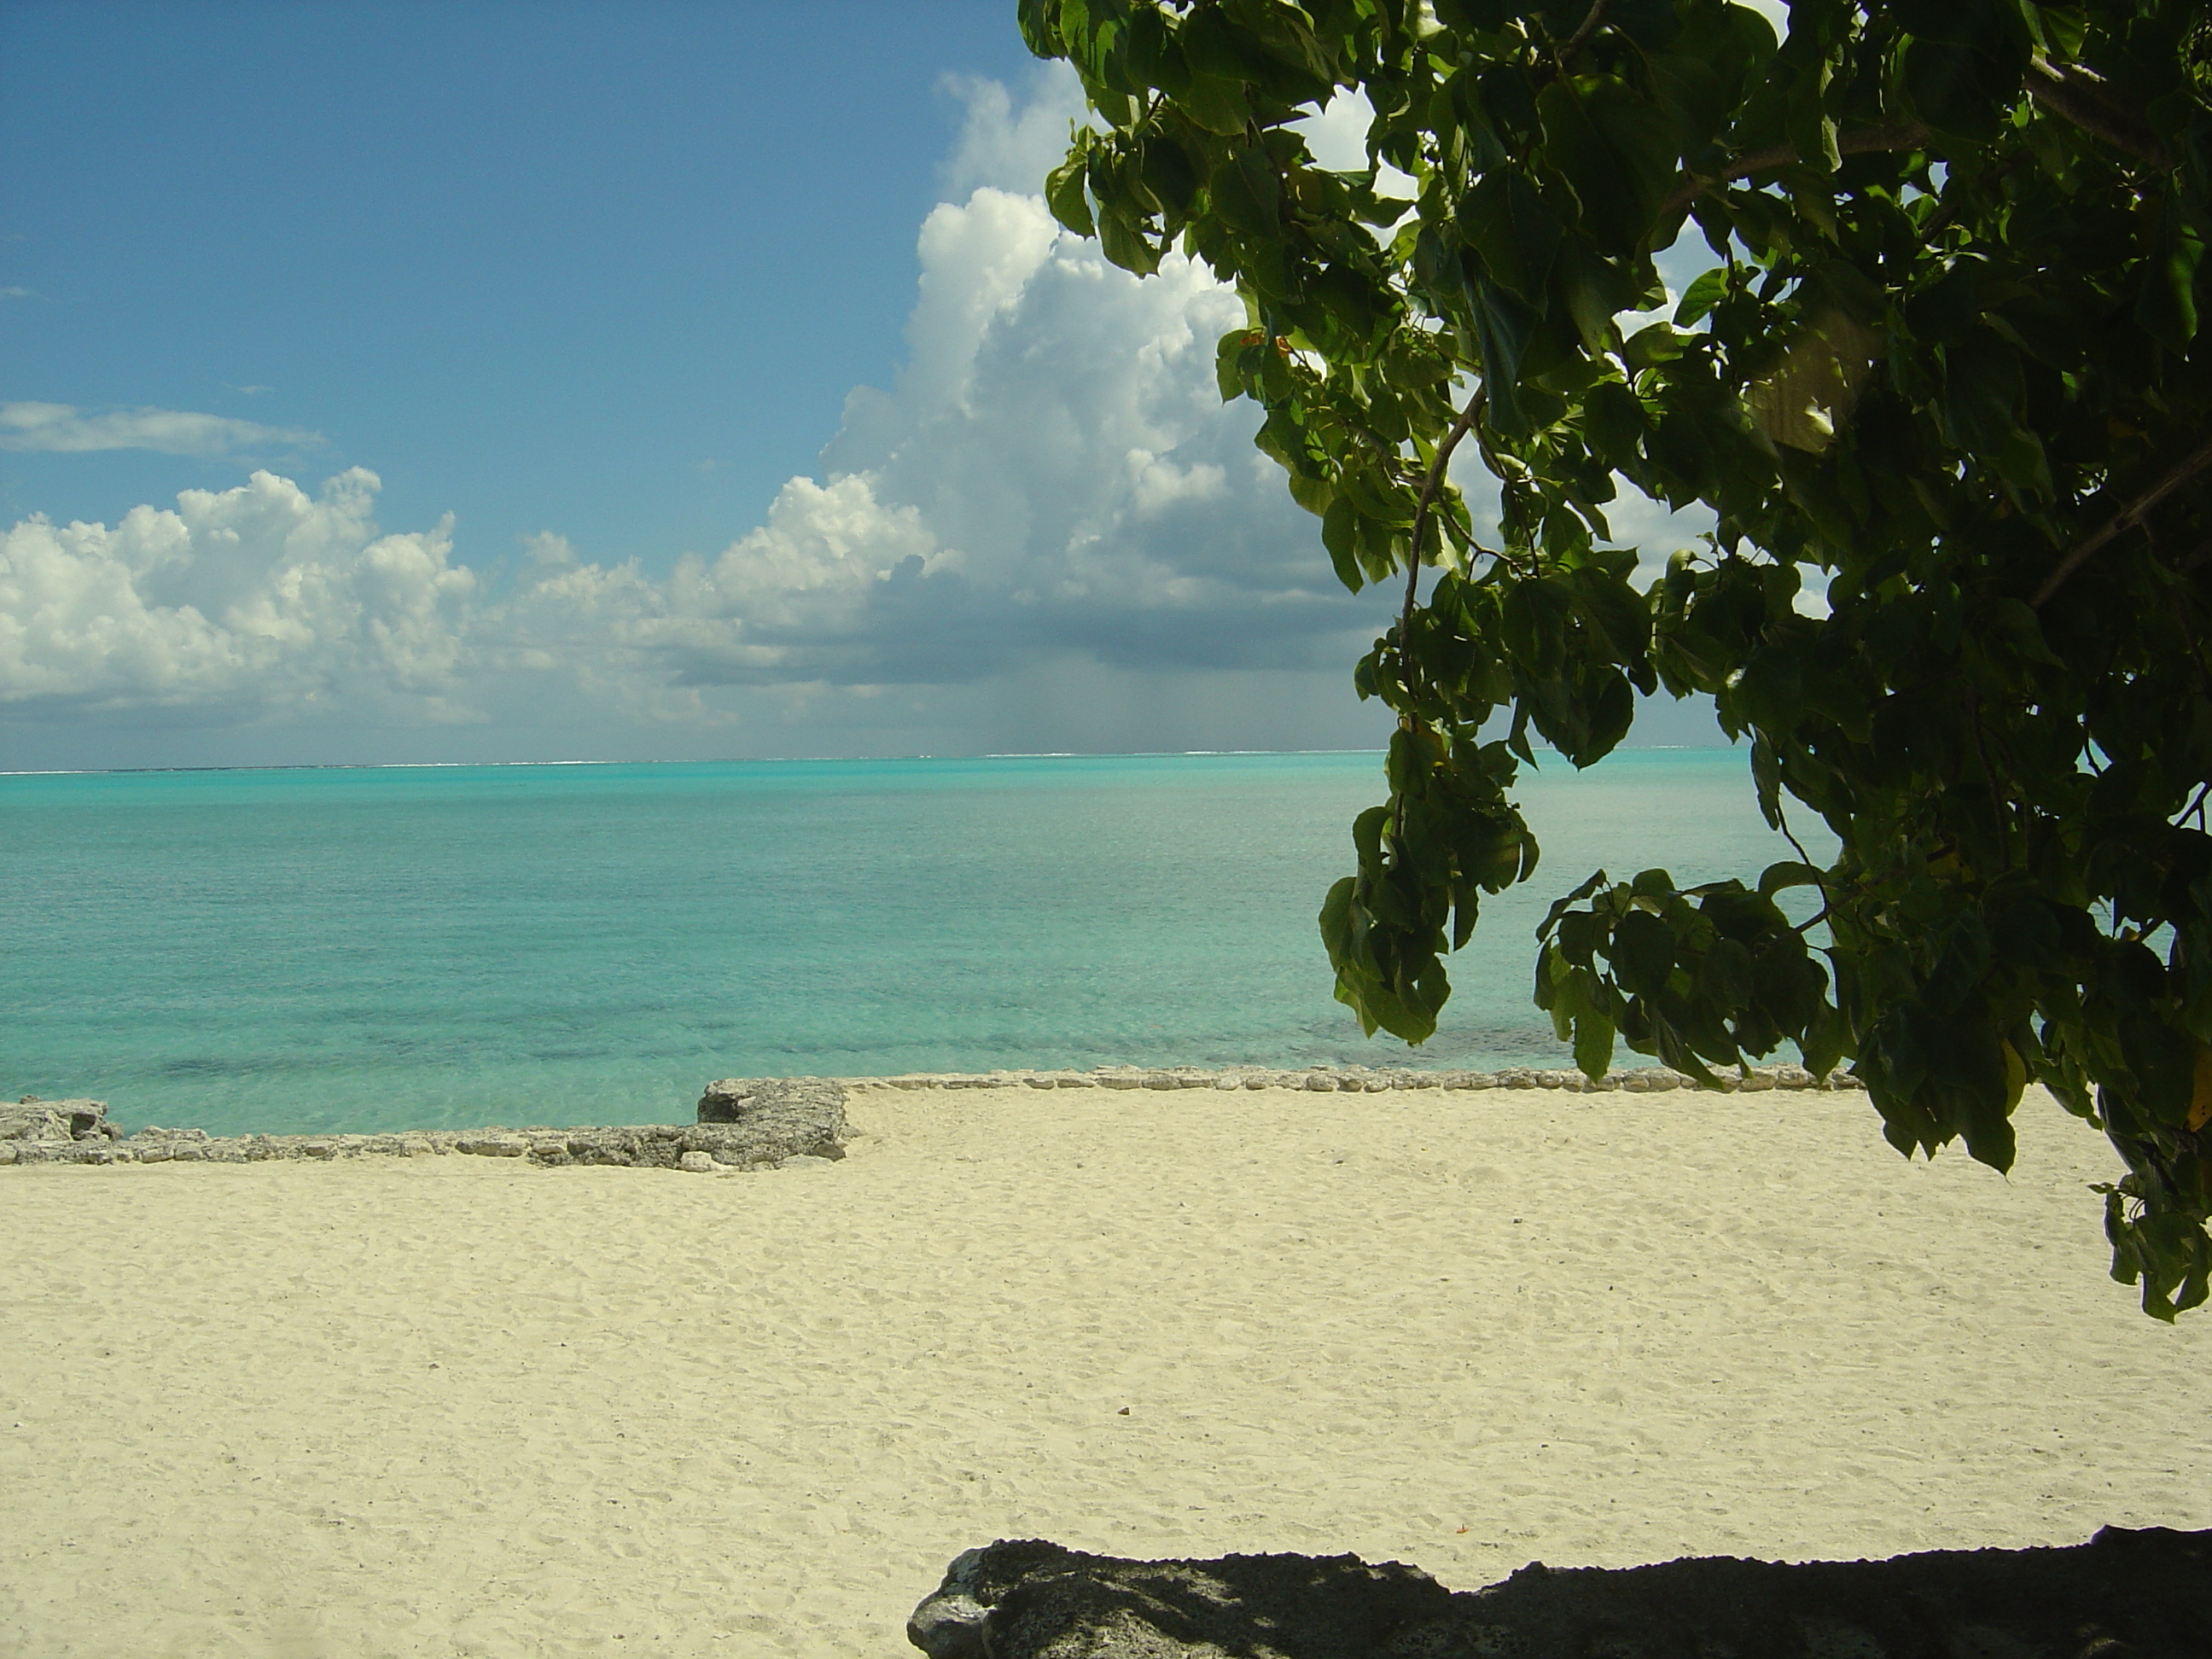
[{"left": 2, "top": 1063, "right": 1860, "bottom": 1170}]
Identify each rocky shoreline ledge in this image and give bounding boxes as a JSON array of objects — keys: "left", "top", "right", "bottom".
[
  {"left": 0, "top": 1078, "right": 850, "bottom": 1170},
  {"left": 2, "top": 1063, "right": 1860, "bottom": 1169}
]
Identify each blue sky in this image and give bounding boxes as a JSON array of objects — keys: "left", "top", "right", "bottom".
[{"left": 2, "top": 0, "right": 1726, "bottom": 769}]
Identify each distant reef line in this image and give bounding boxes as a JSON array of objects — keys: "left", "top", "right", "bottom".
[{"left": 3, "top": 1063, "right": 1860, "bottom": 1169}]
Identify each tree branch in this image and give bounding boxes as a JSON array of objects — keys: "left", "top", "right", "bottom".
[
  {"left": 1656, "top": 57, "right": 2171, "bottom": 236},
  {"left": 2025, "top": 58, "right": 2170, "bottom": 169},
  {"left": 1657, "top": 125, "right": 1930, "bottom": 226},
  {"left": 2032, "top": 435, "right": 2212, "bottom": 608},
  {"left": 1401, "top": 387, "right": 1487, "bottom": 648}
]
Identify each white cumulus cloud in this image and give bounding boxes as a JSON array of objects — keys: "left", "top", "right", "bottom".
[
  {"left": 0, "top": 469, "right": 473, "bottom": 722},
  {"left": 935, "top": 65, "right": 1088, "bottom": 201},
  {"left": 3, "top": 150, "right": 1377, "bottom": 752},
  {"left": 2, "top": 70, "right": 1725, "bottom": 761}
]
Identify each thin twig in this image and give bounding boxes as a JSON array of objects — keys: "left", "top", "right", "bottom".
[
  {"left": 1388, "top": 389, "right": 1491, "bottom": 863},
  {"left": 1400, "top": 387, "right": 1488, "bottom": 648},
  {"left": 1778, "top": 807, "right": 1816, "bottom": 870},
  {"left": 1555, "top": 0, "right": 1609, "bottom": 70},
  {"left": 2031, "top": 434, "right": 2212, "bottom": 608},
  {"left": 1761, "top": 742, "right": 1820, "bottom": 867}
]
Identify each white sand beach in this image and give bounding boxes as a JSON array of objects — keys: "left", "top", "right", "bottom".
[{"left": 3, "top": 1082, "right": 2207, "bottom": 1659}]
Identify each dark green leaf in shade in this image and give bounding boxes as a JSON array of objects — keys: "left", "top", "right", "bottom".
[
  {"left": 1210, "top": 145, "right": 1282, "bottom": 237},
  {"left": 1458, "top": 172, "right": 1563, "bottom": 306},
  {"left": 1179, "top": 73, "right": 1253, "bottom": 136},
  {"left": 1613, "top": 908, "right": 1677, "bottom": 997}
]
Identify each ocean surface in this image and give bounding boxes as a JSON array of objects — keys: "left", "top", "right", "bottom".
[{"left": 3, "top": 748, "right": 1829, "bottom": 1138}]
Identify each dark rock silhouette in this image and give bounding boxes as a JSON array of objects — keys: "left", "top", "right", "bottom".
[{"left": 908, "top": 1527, "right": 2210, "bottom": 1658}]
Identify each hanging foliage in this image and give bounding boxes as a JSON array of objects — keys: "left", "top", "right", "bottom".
[{"left": 1024, "top": 0, "right": 2212, "bottom": 1318}]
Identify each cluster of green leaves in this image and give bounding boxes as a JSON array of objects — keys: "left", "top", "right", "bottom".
[{"left": 1021, "top": 0, "right": 2212, "bottom": 1318}]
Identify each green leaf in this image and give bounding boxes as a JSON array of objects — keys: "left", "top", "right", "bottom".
[
  {"left": 1801, "top": 1001, "right": 1850, "bottom": 1081},
  {"left": 1622, "top": 323, "right": 1686, "bottom": 370},
  {"left": 1613, "top": 908, "right": 1677, "bottom": 996},
  {"left": 1749, "top": 733, "right": 1783, "bottom": 830},
  {"left": 1322, "top": 496, "right": 1366, "bottom": 592},
  {"left": 1139, "top": 135, "right": 1201, "bottom": 216},
  {"left": 1046, "top": 150, "right": 1095, "bottom": 237},
  {"left": 1580, "top": 378, "right": 1648, "bottom": 469},
  {"left": 1534, "top": 74, "right": 1678, "bottom": 258},
  {"left": 1215, "top": 329, "right": 1257, "bottom": 402},
  {"left": 1573, "top": 1008, "right": 1617, "bottom": 1080},
  {"left": 1988, "top": 597, "right": 2064, "bottom": 669},
  {"left": 2137, "top": 203, "right": 2206, "bottom": 350},
  {"left": 1210, "top": 144, "right": 1282, "bottom": 237},
  {"left": 1458, "top": 172, "right": 1563, "bottom": 306},
  {"left": 1901, "top": 38, "right": 2011, "bottom": 144},
  {"left": 1287, "top": 470, "right": 1332, "bottom": 516},
  {"left": 1017, "top": 0, "right": 1065, "bottom": 59},
  {"left": 1097, "top": 208, "right": 1161, "bottom": 276},
  {"left": 1178, "top": 72, "right": 1252, "bottom": 136},
  {"left": 1470, "top": 276, "right": 1540, "bottom": 435},
  {"left": 1743, "top": 308, "right": 1883, "bottom": 456},
  {"left": 1219, "top": 0, "right": 1331, "bottom": 81},
  {"left": 1674, "top": 266, "right": 1729, "bottom": 329},
  {"left": 1500, "top": 577, "right": 1572, "bottom": 674},
  {"left": 1569, "top": 568, "right": 1650, "bottom": 661},
  {"left": 1536, "top": 868, "right": 1611, "bottom": 939},
  {"left": 1319, "top": 875, "right": 1357, "bottom": 965},
  {"left": 1610, "top": 911, "right": 1672, "bottom": 999},
  {"left": 1757, "top": 861, "right": 1826, "bottom": 899}
]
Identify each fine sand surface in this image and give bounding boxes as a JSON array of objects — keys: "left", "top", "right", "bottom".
[{"left": 3, "top": 1083, "right": 2208, "bottom": 1659}]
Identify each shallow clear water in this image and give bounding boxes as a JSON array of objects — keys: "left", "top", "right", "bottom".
[{"left": 2, "top": 748, "right": 1826, "bottom": 1136}]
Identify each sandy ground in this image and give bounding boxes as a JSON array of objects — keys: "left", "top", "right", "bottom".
[{"left": 3, "top": 1082, "right": 2207, "bottom": 1659}]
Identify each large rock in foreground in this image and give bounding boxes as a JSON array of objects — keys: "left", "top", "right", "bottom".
[{"left": 907, "top": 1528, "right": 2210, "bottom": 1658}]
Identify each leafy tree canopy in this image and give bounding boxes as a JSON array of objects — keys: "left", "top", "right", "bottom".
[{"left": 1020, "top": 0, "right": 2212, "bottom": 1318}]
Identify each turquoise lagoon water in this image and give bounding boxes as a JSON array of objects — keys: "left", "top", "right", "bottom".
[{"left": 2, "top": 749, "right": 1825, "bottom": 1138}]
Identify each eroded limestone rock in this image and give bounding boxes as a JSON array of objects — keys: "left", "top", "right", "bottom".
[
  {"left": 3, "top": 1097, "right": 119, "bottom": 1142},
  {"left": 694, "top": 1077, "right": 847, "bottom": 1165}
]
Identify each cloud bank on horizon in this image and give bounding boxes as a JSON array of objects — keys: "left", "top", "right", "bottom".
[{"left": 1, "top": 69, "right": 1719, "bottom": 767}]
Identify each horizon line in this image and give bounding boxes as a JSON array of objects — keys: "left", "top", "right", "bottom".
[{"left": 1, "top": 741, "right": 1739, "bottom": 778}]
